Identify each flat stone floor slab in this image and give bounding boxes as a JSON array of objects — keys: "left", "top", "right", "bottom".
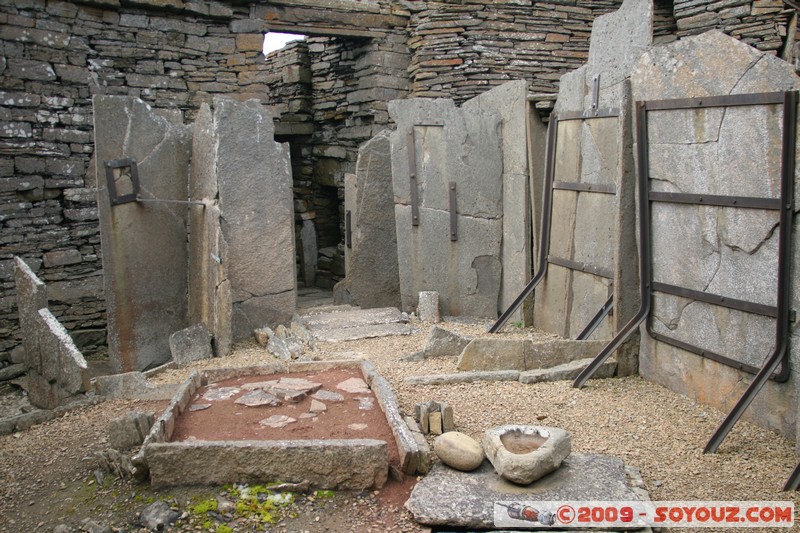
[
  {"left": 406, "top": 454, "right": 649, "bottom": 530},
  {"left": 301, "top": 307, "right": 414, "bottom": 342}
]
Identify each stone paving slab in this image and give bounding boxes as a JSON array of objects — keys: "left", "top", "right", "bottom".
[
  {"left": 300, "top": 307, "right": 414, "bottom": 342},
  {"left": 406, "top": 454, "right": 649, "bottom": 529}
]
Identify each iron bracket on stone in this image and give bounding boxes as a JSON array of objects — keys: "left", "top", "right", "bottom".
[
  {"left": 105, "top": 157, "right": 140, "bottom": 206},
  {"left": 407, "top": 128, "right": 420, "bottom": 227},
  {"left": 576, "top": 294, "right": 614, "bottom": 341},
  {"left": 591, "top": 74, "right": 601, "bottom": 112},
  {"left": 345, "top": 210, "right": 352, "bottom": 249},
  {"left": 449, "top": 182, "right": 457, "bottom": 241}
]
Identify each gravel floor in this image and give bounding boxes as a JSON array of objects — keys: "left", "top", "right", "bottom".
[{"left": 2, "top": 317, "right": 799, "bottom": 531}]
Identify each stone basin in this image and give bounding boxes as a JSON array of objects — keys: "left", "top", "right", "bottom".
[{"left": 482, "top": 424, "right": 571, "bottom": 485}]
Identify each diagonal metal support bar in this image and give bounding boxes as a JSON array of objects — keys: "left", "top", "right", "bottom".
[
  {"left": 705, "top": 90, "right": 797, "bottom": 454},
  {"left": 576, "top": 295, "right": 614, "bottom": 341},
  {"left": 784, "top": 461, "right": 800, "bottom": 491},
  {"left": 489, "top": 115, "right": 558, "bottom": 333},
  {"left": 573, "top": 100, "right": 653, "bottom": 388}
]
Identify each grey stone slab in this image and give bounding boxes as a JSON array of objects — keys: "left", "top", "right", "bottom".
[
  {"left": 586, "top": 0, "right": 653, "bottom": 102},
  {"left": 417, "top": 291, "right": 440, "bottom": 323},
  {"left": 14, "top": 256, "right": 46, "bottom": 374},
  {"left": 519, "top": 357, "right": 616, "bottom": 384},
  {"left": 405, "top": 370, "right": 520, "bottom": 386},
  {"left": 632, "top": 29, "right": 800, "bottom": 442},
  {"left": 567, "top": 271, "right": 613, "bottom": 340},
  {"left": 146, "top": 439, "right": 388, "bottom": 489},
  {"left": 335, "top": 131, "right": 400, "bottom": 309},
  {"left": 394, "top": 205, "right": 502, "bottom": 318},
  {"left": 464, "top": 81, "right": 540, "bottom": 323},
  {"left": 457, "top": 338, "right": 527, "bottom": 372},
  {"left": 314, "top": 322, "right": 414, "bottom": 342},
  {"left": 406, "top": 454, "right": 647, "bottom": 528},
  {"left": 524, "top": 339, "right": 609, "bottom": 370},
  {"left": 213, "top": 97, "right": 296, "bottom": 338},
  {"left": 389, "top": 97, "right": 504, "bottom": 319},
  {"left": 420, "top": 326, "right": 474, "bottom": 359},
  {"left": 301, "top": 307, "right": 406, "bottom": 330},
  {"left": 169, "top": 324, "right": 213, "bottom": 368},
  {"left": 93, "top": 96, "right": 192, "bottom": 372}
]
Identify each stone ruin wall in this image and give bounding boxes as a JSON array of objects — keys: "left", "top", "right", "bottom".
[{"left": 0, "top": 0, "right": 797, "bottom": 360}]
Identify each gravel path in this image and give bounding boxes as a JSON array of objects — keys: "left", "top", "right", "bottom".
[{"left": 1, "top": 317, "right": 799, "bottom": 531}]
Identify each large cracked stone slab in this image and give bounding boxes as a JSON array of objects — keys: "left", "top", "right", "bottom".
[
  {"left": 406, "top": 454, "right": 647, "bottom": 529},
  {"left": 189, "top": 98, "right": 296, "bottom": 351},
  {"left": 94, "top": 96, "right": 192, "bottom": 372},
  {"left": 14, "top": 257, "right": 46, "bottom": 374},
  {"left": 631, "top": 30, "right": 800, "bottom": 440},
  {"left": 335, "top": 131, "right": 401, "bottom": 309},
  {"left": 389, "top": 98, "right": 503, "bottom": 319}
]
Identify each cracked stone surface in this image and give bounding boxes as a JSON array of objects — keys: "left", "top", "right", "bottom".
[
  {"left": 389, "top": 97, "right": 503, "bottom": 318},
  {"left": 94, "top": 95, "right": 192, "bottom": 372},
  {"left": 632, "top": 30, "right": 800, "bottom": 429}
]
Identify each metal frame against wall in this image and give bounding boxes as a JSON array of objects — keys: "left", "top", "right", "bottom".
[
  {"left": 490, "top": 107, "right": 620, "bottom": 335},
  {"left": 573, "top": 91, "right": 797, "bottom": 460}
]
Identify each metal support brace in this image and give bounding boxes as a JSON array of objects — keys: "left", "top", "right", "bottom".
[
  {"left": 449, "top": 182, "right": 457, "bottom": 241},
  {"left": 345, "top": 210, "right": 352, "bottom": 249},
  {"left": 576, "top": 294, "right": 614, "bottom": 340},
  {"left": 705, "top": 90, "right": 797, "bottom": 454},
  {"left": 408, "top": 129, "right": 419, "bottom": 226}
]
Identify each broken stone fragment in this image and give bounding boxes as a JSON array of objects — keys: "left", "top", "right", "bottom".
[
  {"left": 428, "top": 412, "right": 443, "bottom": 435},
  {"left": 254, "top": 326, "right": 273, "bottom": 346},
  {"left": 482, "top": 425, "right": 571, "bottom": 485},
  {"left": 433, "top": 431, "right": 484, "bottom": 472},
  {"left": 309, "top": 399, "right": 327, "bottom": 413},
  {"left": 259, "top": 415, "right": 297, "bottom": 428},
  {"left": 348, "top": 423, "right": 368, "bottom": 431},
  {"left": 189, "top": 404, "right": 211, "bottom": 412},
  {"left": 234, "top": 390, "right": 282, "bottom": 407},
  {"left": 312, "top": 389, "right": 344, "bottom": 402},
  {"left": 108, "top": 412, "right": 154, "bottom": 451},
  {"left": 336, "top": 377, "right": 370, "bottom": 394},
  {"left": 356, "top": 397, "right": 375, "bottom": 410},
  {"left": 202, "top": 387, "right": 241, "bottom": 401}
]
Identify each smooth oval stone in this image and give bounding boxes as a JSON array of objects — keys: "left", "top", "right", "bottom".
[{"left": 434, "top": 431, "right": 484, "bottom": 472}]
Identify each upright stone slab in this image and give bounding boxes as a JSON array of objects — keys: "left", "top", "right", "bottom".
[
  {"left": 533, "top": 0, "right": 651, "bottom": 342},
  {"left": 334, "top": 130, "right": 401, "bottom": 309},
  {"left": 463, "top": 80, "right": 546, "bottom": 325},
  {"left": 631, "top": 30, "right": 800, "bottom": 441},
  {"left": 14, "top": 257, "right": 46, "bottom": 373},
  {"left": 94, "top": 96, "right": 192, "bottom": 372},
  {"left": 389, "top": 98, "right": 503, "bottom": 318},
  {"left": 189, "top": 97, "right": 296, "bottom": 345}
]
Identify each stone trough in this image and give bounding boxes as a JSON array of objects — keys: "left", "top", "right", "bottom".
[{"left": 132, "top": 360, "right": 425, "bottom": 489}]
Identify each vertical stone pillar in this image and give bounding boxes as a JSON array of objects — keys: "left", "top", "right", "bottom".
[
  {"left": 189, "top": 97, "right": 296, "bottom": 353},
  {"left": 334, "top": 131, "right": 401, "bottom": 309},
  {"left": 94, "top": 96, "right": 192, "bottom": 372}
]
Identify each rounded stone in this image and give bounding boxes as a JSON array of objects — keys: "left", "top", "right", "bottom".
[{"left": 433, "top": 431, "right": 485, "bottom": 471}]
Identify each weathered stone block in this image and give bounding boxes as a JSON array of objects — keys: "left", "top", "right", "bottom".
[
  {"left": 146, "top": 440, "right": 388, "bottom": 489},
  {"left": 109, "top": 412, "right": 155, "bottom": 450},
  {"left": 457, "top": 338, "right": 527, "bottom": 371},
  {"left": 14, "top": 256, "right": 46, "bottom": 374},
  {"left": 169, "top": 323, "right": 213, "bottom": 367}
]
